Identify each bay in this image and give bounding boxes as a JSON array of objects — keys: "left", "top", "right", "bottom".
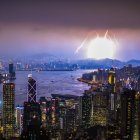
[{"left": 0, "top": 70, "right": 91, "bottom": 105}]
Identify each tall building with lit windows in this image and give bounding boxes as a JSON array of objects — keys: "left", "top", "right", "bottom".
[
  {"left": 107, "top": 68, "right": 119, "bottom": 139},
  {"left": 27, "top": 74, "right": 36, "bottom": 103},
  {"left": 91, "top": 92, "right": 108, "bottom": 127},
  {"left": 108, "top": 67, "right": 116, "bottom": 93},
  {"left": 65, "top": 108, "right": 76, "bottom": 133},
  {"left": 15, "top": 106, "right": 24, "bottom": 136},
  {"left": 79, "top": 93, "right": 92, "bottom": 128},
  {"left": 133, "top": 92, "right": 140, "bottom": 140},
  {"left": 121, "top": 89, "right": 136, "bottom": 140},
  {"left": 3, "top": 83, "right": 15, "bottom": 139},
  {"left": 51, "top": 98, "right": 59, "bottom": 129},
  {"left": 39, "top": 97, "right": 47, "bottom": 128},
  {"left": 108, "top": 68, "right": 117, "bottom": 112}
]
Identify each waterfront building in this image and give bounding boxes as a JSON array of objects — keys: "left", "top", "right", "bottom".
[
  {"left": 27, "top": 74, "right": 36, "bottom": 103},
  {"left": 9, "top": 62, "right": 16, "bottom": 80}
]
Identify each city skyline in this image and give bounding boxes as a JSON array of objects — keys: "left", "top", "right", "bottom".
[
  {"left": 1, "top": 2, "right": 140, "bottom": 139},
  {"left": 0, "top": 1, "right": 140, "bottom": 60}
]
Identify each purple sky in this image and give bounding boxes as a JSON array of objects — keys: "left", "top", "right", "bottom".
[{"left": 0, "top": 0, "right": 140, "bottom": 60}]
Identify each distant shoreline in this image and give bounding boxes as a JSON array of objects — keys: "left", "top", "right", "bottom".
[{"left": 16, "top": 69, "right": 75, "bottom": 71}]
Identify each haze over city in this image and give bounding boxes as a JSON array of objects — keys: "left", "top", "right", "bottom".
[{"left": 0, "top": 0, "right": 140, "bottom": 60}]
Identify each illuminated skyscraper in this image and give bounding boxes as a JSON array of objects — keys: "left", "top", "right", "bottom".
[
  {"left": 91, "top": 92, "right": 108, "bottom": 127},
  {"left": 79, "top": 93, "right": 92, "bottom": 128},
  {"left": 51, "top": 98, "right": 59, "bottom": 129},
  {"left": 15, "top": 106, "right": 24, "bottom": 136},
  {"left": 108, "top": 67, "right": 116, "bottom": 93},
  {"left": 133, "top": 93, "right": 140, "bottom": 140},
  {"left": 108, "top": 68, "right": 117, "bottom": 112},
  {"left": 121, "top": 89, "right": 136, "bottom": 139},
  {"left": 107, "top": 68, "right": 119, "bottom": 139},
  {"left": 65, "top": 108, "right": 76, "bottom": 133},
  {"left": 39, "top": 97, "right": 47, "bottom": 128},
  {"left": 3, "top": 83, "right": 15, "bottom": 139},
  {"left": 59, "top": 99, "right": 66, "bottom": 131},
  {"left": 27, "top": 74, "right": 36, "bottom": 103}
]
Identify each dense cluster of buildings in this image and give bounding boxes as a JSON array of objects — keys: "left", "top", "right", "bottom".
[
  {"left": 0, "top": 64, "right": 140, "bottom": 139},
  {"left": 0, "top": 60, "right": 78, "bottom": 72}
]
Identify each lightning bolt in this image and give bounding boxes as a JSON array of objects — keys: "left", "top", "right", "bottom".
[
  {"left": 75, "top": 37, "right": 88, "bottom": 54},
  {"left": 104, "top": 30, "right": 108, "bottom": 38}
]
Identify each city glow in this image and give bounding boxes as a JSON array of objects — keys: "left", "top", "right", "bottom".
[{"left": 87, "top": 36, "right": 116, "bottom": 59}]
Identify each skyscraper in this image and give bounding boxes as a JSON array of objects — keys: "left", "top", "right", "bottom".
[
  {"left": 15, "top": 106, "right": 24, "bottom": 136},
  {"left": 39, "top": 97, "right": 47, "bottom": 128},
  {"left": 3, "top": 83, "right": 15, "bottom": 139},
  {"left": 79, "top": 93, "right": 92, "bottom": 128},
  {"left": 27, "top": 74, "right": 36, "bottom": 103},
  {"left": 121, "top": 89, "right": 136, "bottom": 139},
  {"left": 22, "top": 74, "right": 42, "bottom": 139},
  {"left": 91, "top": 92, "right": 108, "bottom": 127},
  {"left": 65, "top": 108, "right": 76, "bottom": 133},
  {"left": 9, "top": 62, "right": 16, "bottom": 80},
  {"left": 9, "top": 63, "right": 14, "bottom": 74},
  {"left": 51, "top": 98, "right": 59, "bottom": 129},
  {"left": 133, "top": 92, "right": 140, "bottom": 140},
  {"left": 108, "top": 67, "right": 116, "bottom": 93},
  {"left": 22, "top": 102, "right": 41, "bottom": 139}
]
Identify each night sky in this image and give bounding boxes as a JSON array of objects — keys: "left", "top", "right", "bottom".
[{"left": 0, "top": 0, "right": 140, "bottom": 60}]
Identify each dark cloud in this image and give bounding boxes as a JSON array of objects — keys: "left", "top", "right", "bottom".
[
  {"left": 0, "top": 0, "right": 140, "bottom": 29},
  {"left": 0, "top": 1, "right": 140, "bottom": 60}
]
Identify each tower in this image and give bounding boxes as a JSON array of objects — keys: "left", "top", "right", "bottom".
[
  {"left": 108, "top": 67, "right": 117, "bottom": 111},
  {"left": 22, "top": 74, "right": 42, "bottom": 139},
  {"left": 108, "top": 67, "right": 116, "bottom": 93},
  {"left": 9, "top": 62, "right": 16, "bottom": 80},
  {"left": 107, "top": 68, "right": 119, "bottom": 139},
  {"left": 121, "top": 89, "right": 136, "bottom": 139},
  {"left": 22, "top": 102, "right": 41, "bottom": 139},
  {"left": 9, "top": 63, "right": 14, "bottom": 74},
  {"left": 15, "top": 106, "right": 24, "bottom": 136},
  {"left": 27, "top": 74, "right": 36, "bottom": 103},
  {"left": 79, "top": 93, "right": 92, "bottom": 128},
  {"left": 39, "top": 97, "right": 47, "bottom": 128},
  {"left": 3, "top": 83, "right": 15, "bottom": 139}
]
